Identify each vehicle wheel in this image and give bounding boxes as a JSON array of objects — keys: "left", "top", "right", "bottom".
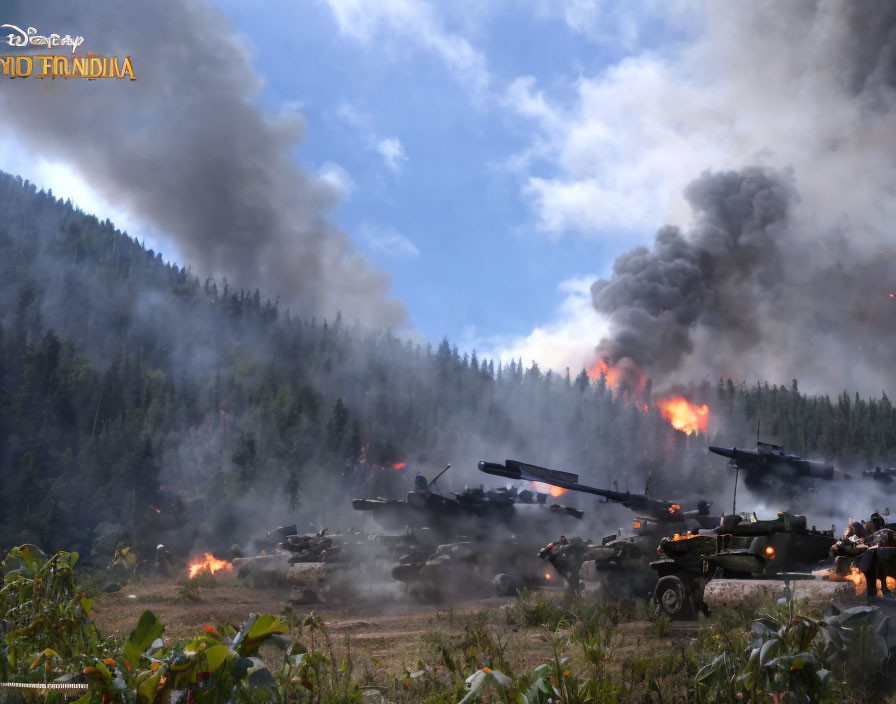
[
  {"left": 654, "top": 576, "right": 695, "bottom": 620},
  {"left": 494, "top": 573, "right": 518, "bottom": 596}
]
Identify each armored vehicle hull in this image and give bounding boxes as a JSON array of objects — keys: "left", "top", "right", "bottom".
[{"left": 651, "top": 513, "right": 836, "bottom": 619}]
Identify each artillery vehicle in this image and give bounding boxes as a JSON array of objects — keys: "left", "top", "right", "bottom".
[
  {"left": 862, "top": 465, "right": 896, "bottom": 486},
  {"left": 481, "top": 459, "right": 719, "bottom": 599},
  {"left": 709, "top": 441, "right": 849, "bottom": 493},
  {"left": 650, "top": 512, "right": 836, "bottom": 619},
  {"left": 478, "top": 460, "right": 717, "bottom": 528},
  {"left": 391, "top": 537, "right": 566, "bottom": 601},
  {"left": 355, "top": 464, "right": 584, "bottom": 601},
  {"left": 354, "top": 464, "right": 582, "bottom": 537}
]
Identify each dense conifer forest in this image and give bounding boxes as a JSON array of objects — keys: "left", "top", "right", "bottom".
[{"left": 0, "top": 171, "right": 894, "bottom": 558}]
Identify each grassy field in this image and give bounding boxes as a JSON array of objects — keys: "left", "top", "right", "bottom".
[
  {"left": 7, "top": 556, "right": 894, "bottom": 704},
  {"left": 92, "top": 574, "right": 691, "bottom": 666}
]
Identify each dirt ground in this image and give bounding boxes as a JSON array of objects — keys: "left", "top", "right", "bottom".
[{"left": 91, "top": 573, "right": 695, "bottom": 674}]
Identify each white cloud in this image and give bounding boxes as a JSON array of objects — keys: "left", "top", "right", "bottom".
[
  {"left": 467, "top": 276, "right": 608, "bottom": 375},
  {"left": 562, "top": 0, "right": 639, "bottom": 46},
  {"left": 321, "top": 0, "right": 489, "bottom": 97},
  {"left": 501, "top": 2, "right": 896, "bottom": 392},
  {"left": 505, "top": 2, "right": 896, "bottom": 246},
  {"left": 376, "top": 137, "right": 407, "bottom": 173},
  {"left": 318, "top": 161, "right": 355, "bottom": 199},
  {"left": 334, "top": 102, "right": 409, "bottom": 176},
  {"left": 360, "top": 222, "right": 420, "bottom": 258}
]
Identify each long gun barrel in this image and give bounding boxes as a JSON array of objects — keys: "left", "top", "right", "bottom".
[
  {"left": 478, "top": 459, "right": 681, "bottom": 520},
  {"left": 428, "top": 463, "right": 452, "bottom": 488},
  {"left": 708, "top": 446, "right": 737, "bottom": 460},
  {"left": 709, "top": 445, "right": 839, "bottom": 480}
]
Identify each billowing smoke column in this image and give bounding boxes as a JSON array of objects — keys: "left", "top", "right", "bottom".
[
  {"left": 591, "top": 167, "right": 794, "bottom": 388},
  {"left": 590, "top": 1, "right": 896, "bottom": 396},
  {"left": 0, "top": 0, "right": 405, "bottom": 327}
]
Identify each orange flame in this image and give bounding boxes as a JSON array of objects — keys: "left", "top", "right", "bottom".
[
  {"left": 531, "top": 481, "right": 567, "bottom": 497},
  {"left": 187, "top": 553, "right": 233, "bottom": 579},
  {"left": 586, "top": 358, "right": 646, "bottom": 394},
  {"left": 587, "top": 359, "right": 622, "bottom": 387},
  {"left": 670, "top": 532, "right": 700, "bottom": 541},
  {"left": 370, "top": 461, "right": 407, "bottom": 471},
  {"left": 657, "top": 397, "right": 709, "bottom": 435},
  {"left": 827, "top": 565, "right": 896, "bottom": 596}
]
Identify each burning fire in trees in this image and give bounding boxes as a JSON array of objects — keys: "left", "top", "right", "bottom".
[
  {"left": 587, "top": 358, "right": 646, "bottom": 395},
  {"left": 587, "top": 357, "right": 710, "bottom": 435},
  {"left": 657, "top": 397, "right": 710, "bottom": 435},
  {"left": 588, "top": 358, "right": 622, "bottom": 387},
  {"left": 188, "top": 553, "right": 233, "bottom": 579},
  {"left": 531, "top": 481, "right": 567, "bottom": 498}
]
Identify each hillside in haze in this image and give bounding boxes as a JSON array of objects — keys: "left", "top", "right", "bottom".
[{"left": 1, "top": 172, "right": 894, "bottom": 558}]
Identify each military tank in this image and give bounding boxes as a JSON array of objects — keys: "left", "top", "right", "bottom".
[
  {"left": 540, "top": 524, "right": 672, "bottom": 602},
  {"left": 353, "top": 465, "right": 582, "bottom": 539},
  {"left": 650, "top": 512, "right": 836, "bottom": 619},
  {"left": 481, "top": 459, "right": 718, "bottom": 600},
  {"left": 357, "top": 465, "right": 584, "bottom": 600},
  {"left": 392, "top": 537, "right": 566, "bottom": 601}
]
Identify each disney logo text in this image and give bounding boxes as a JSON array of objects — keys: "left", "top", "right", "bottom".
[{"left": 2, "top": 25, "right": 84, "bottom": 54}]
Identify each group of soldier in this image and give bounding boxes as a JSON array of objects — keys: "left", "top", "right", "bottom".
[{"left": 108, "top": 542, "right": 181, "bottom": 578}]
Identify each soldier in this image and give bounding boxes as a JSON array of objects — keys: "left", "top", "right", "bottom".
[
  {"left": 154, "top": 544, "right": 175, "bottom": 577},
  {"left": 407, "top": 472, "right": 431, "bottom": 509},
  {"left": 539, "top": 535, "right": 592, "bottom": 594},
  {"left": 844, "top": 518, "right": 868, "bottom": 539},
  {"left": 109, "top": 542, "right": 138, "bottom": 573}
]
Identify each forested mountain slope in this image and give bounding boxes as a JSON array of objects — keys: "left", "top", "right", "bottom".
[{"left": 0, "top": 172, "right": 893, "bottom": 558}]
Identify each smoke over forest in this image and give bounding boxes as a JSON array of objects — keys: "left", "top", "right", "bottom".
[
  {"left": 0, "top": 0, "right": 894, "bottom": 562},
  {"left": 0, "top": 174, "right": 894, "bottom": 562},
  {"left": 0, "top": 0, "right": 405, "bottom": 328},
  {"left": 589, "top": 2, "right": 896, "bottom": 396}
]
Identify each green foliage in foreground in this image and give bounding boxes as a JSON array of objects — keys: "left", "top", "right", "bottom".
[
  {"left": 3, "top": 547, "right": 896, "bottom": 704},
  {"left": 460, "top": 591, "right": 896, "bottom": 704},
  {"left": 0, "top": 546, "right": 360, "bottom": 703}
]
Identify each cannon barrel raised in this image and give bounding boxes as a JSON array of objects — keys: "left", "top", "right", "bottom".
[
  {"left": 708, "top": 445, "right": 737, "bottom": 459},
  {"left": 709, "top": 445, "right": 841, "bottom": 480},
  {"left": 478, "top": 459, "right": 684, "bottom": 521}
]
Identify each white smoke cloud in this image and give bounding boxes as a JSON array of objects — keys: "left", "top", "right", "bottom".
[
  {"left": 503, "top": 1, "right": 896, "bottom": 395},
  {"left": 474, "top": 276, "right": 608, "bottom": 374},
  {"left": 0, "top": 0, "right": 407, "bottom": 328},
  {"left": 508, "top": 2, "right": 896, "bottom": 247}
]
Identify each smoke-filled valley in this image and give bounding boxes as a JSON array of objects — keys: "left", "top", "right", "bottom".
[{"left": 0, "top": 171, "right": 894, "bottom": 561}]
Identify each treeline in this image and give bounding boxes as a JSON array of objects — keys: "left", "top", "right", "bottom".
[
  {"left": 0, "top": 171, "right": 893, "bottom": 558},
  {"left": 709, "top": 377, "right": 896, "bottom": 468}
]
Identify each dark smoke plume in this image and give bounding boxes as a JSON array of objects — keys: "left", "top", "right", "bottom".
[
  {"left": 592, "top": 2, "right": 896, "bottom": 396},
  {"left": 0, "top": 0, "right": 405, "bottom": 327},
  {"left": 592, "top": 167, "right": 794, "bottom": 380}
]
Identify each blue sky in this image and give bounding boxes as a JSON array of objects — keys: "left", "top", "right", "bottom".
[
  {"left": 206, "top": 0, "right": 637, "bottom": 348},
  {"left": 200, "top": 0, "right": 701, "bottom": 364},
  {"left": 1, "top": 1, "right": 836, "bottom": 377},
  {"left": 0, "top": 1, "right": 705, "bottom": 374},
  {"left": 2, "top": 1, "right": 892, "bottom": 394}
]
